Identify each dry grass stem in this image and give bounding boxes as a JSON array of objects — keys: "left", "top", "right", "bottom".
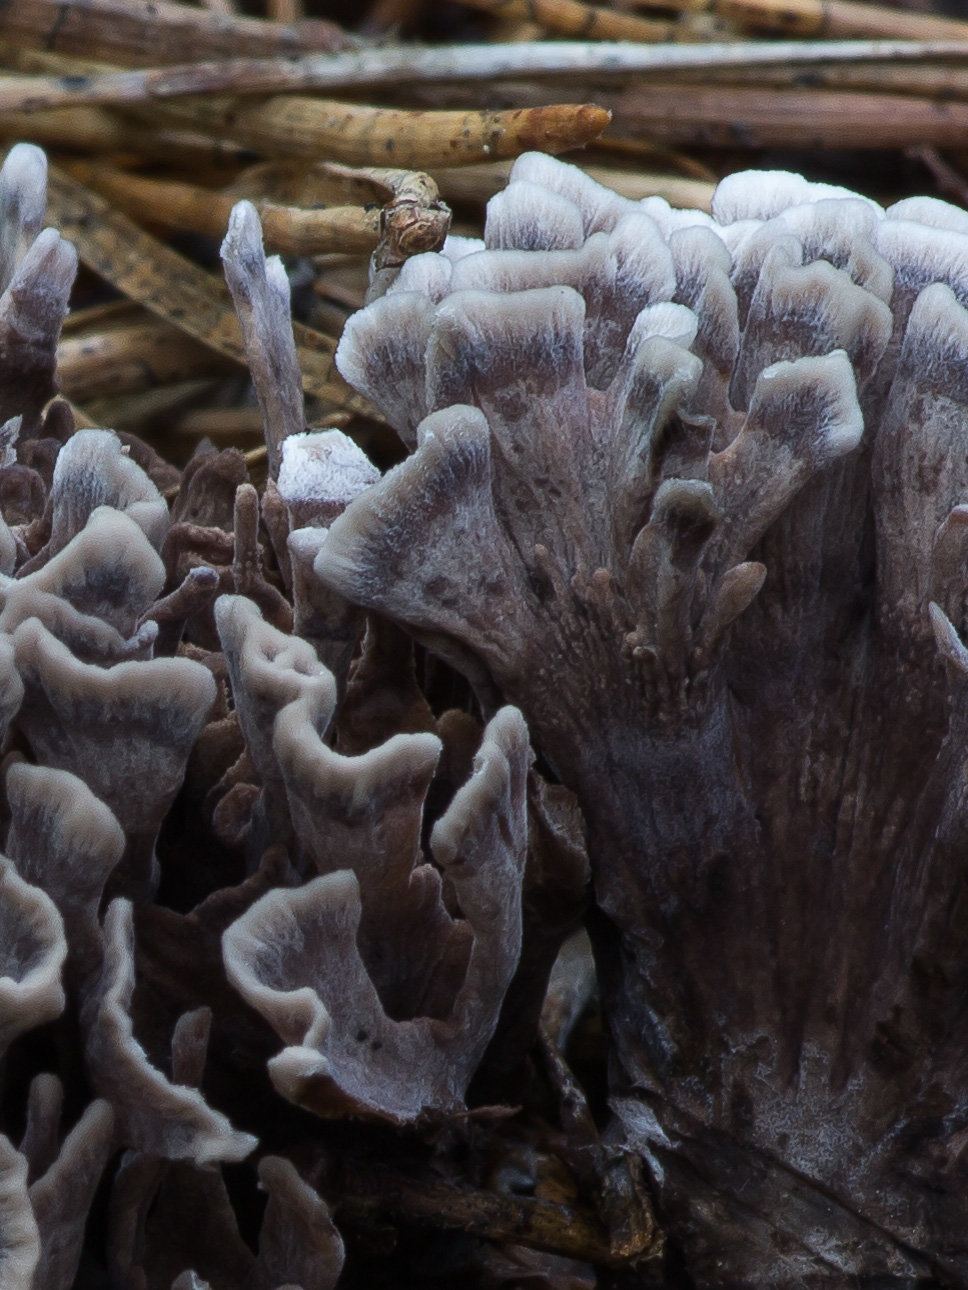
[
  {"left": 907, "top": 144, "right": 968, "bottom": 207},
  {"left": 174, "top": 407, "right": 268, "bottom": 437},
  {"left": 56, "top": 313, "right": 238, "bottom": 403},
  {"left": 83, "top": 376, "right": 226, "bottom": 434},
  {"left": 0, "top": 105, "right": 252, "bottom": 168},
  {"left": 448, "top": 0, "right": 679, "bottom": 42},
  {"left": 267, "top": 0, "right": 303, "bottom": 21},
  {"left": 2, "top": 40, "right": 968, "bottom": 115},
  {"left": 156, "top": 97, "right": 611, "bottom": 167},
  {"left": 719, "top": 0, "right": 968, "bottom": 39},
  {"left": 63, "top": 163, "right": 383, "bottom": 256},
  {"left": 659, "top": 61, "right": 968, "bottom": 100},
  {"left": 613, "top": 82, "right": 968, "bottom": 148},
  {"left": 0, "top": 0, "right": 344, "bottom": 65}
]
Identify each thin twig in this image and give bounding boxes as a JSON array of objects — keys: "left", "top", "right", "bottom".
[
  {"left": 1, "top": 41, "right": 968, "bottom": 114},
  {"left": 718, "top": 0, "right": 968, "bottom": 40},
  {"left": 907, "top": 145, "right": 968, "bottom": 209},
  {"left": 648, "top": 60, "right": 968, "bottom": 101},
  {"left": 154, "top": 97, "right": 611, "bottom": 167},
  {"left": 447, "top": 0, "right": 678, "bottom": 42},
  {"left": 0, "top": 104, "right": 253, "bottom": 168},
  {"left": 611, "top": 82, "right": 968, "bottom": 149},
  {"left": 266, "top": 0, "right": 303, "bottom": 21},
  {"left": 63, "top": 163, "right": 384, "bottom": 256},
  {"left": 57, "top": 312, "right": 238, "bottom": 402},
  {"left": 0, "top": 0, "right": 345, "bottom": 66}
]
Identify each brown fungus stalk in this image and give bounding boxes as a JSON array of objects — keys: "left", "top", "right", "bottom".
[{"left": 309, "top": 153, "right": 968, "bottom": 1286}]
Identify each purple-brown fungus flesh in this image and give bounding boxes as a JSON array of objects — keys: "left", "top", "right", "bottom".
[
  {"left": 3, "top": 137, "right": 968, "bottom": 1288},
  {"left": 316, "top": 154, "right": 968, "bottom": 1286}
]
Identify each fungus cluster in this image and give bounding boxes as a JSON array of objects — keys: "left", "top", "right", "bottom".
[
  {"left": 1, "top": 136, "right": 967, "bottom": 1287},
  {"left": 0, "top": 144, "right": 546, "bottom": 1288},
  {"left": 323, "top": 156, "right": 968, "bottom": 1286}
]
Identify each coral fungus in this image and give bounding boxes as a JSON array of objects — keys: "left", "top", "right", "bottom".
[
  {"left": 4, "top": 134, "right": 968, "bottom": 1287},
  {"left": 317, "top": 154, "right": 968, "bottom": 1285}
]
